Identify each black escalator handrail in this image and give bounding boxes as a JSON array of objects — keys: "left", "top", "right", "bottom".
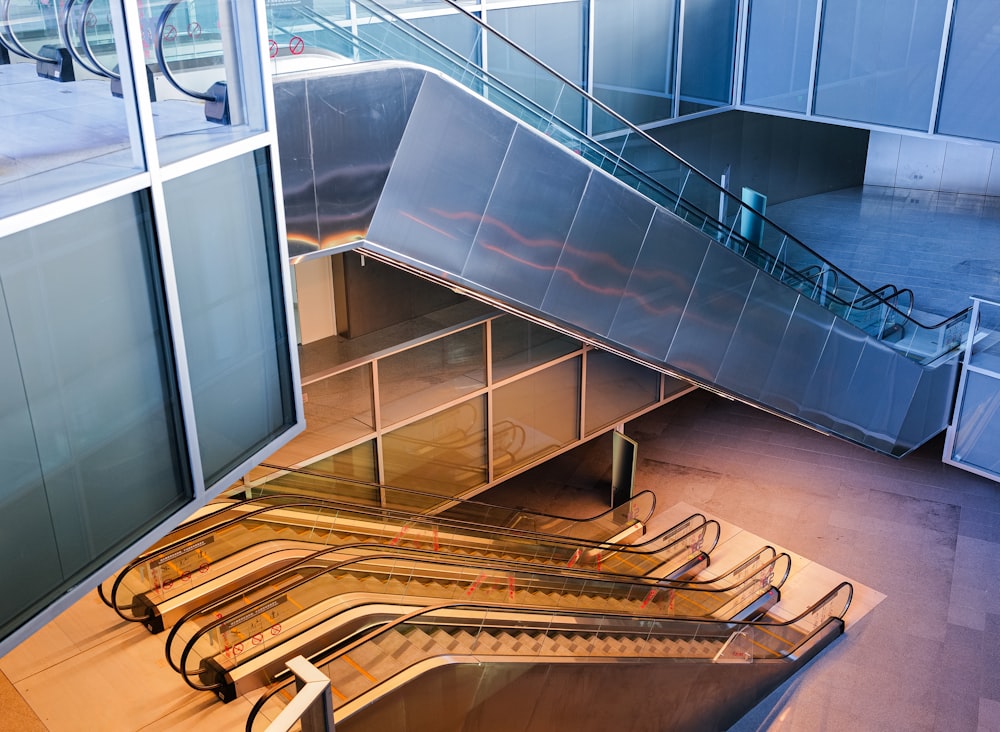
[
  {"left": 167, "top": 534, "right": 748, "bottom": 676},
  {"left": 154, "top": 0, "right": 213, "bottom": 101},
  {"left": 1, "top": 0, "right": 56, "bottom": 62},
  {"left": 105, "top": 495, "right": 684, "bottom": 620},
  {"left": 419, "top": 0, "right": 969, "bottom": 336},
  {"left": 245, "top": 581, "right": 852, "bottom": 731},
  {"left": 56, "top": 0, "right": 110, "bottom": 78},
  {"left": 77, "top": 0, "right": 118, "bottom": 79},
  {"left": 174, "top": 540, "right": 757, "bottom": 687},
  {"left": 258, "top": 461, "right": 657, "bottom": 529}
]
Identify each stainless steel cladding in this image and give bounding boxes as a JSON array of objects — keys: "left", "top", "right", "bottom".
[{"left": 288, "top": 63, "right": 956, "bottom": 457}]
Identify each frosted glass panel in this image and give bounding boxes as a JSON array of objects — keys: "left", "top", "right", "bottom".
[
  {"left": 815, "top": 0, "right": 947, "bottom": 129},
  {"left": 937, "top": 0, "right": 1000, "bottom": 142},
  {"left": 743, "top": 0, "right": 816, "bottom": 112},
  {"left": 165, "top": 150, "right": 297, "bottom": 485},
  {"left": 0, "top": 193, "right": 190, "bottom": 644}
]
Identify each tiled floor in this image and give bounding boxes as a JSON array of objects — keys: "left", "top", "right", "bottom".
[{"left": 1, "top": 184, "right": 999, "bottom": 730}]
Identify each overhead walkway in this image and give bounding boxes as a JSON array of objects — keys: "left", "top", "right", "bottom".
[{"left": 269, "top": 0, "right": 973, "bottom": 457}]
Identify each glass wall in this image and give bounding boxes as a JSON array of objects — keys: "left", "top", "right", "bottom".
[
  {"left": 383, "top": 397, "right": 488, "bottom": 494},
  {"left": 379, "top": 325, "right": 486, "bottom": 426},
  {"left": 164, "top": 150, "right": 297, "bottom": 486},
  {"left": 814, "top": 0, "right": 946, "bottom": 130},
  {"left": 302, "top": 364, "right": 375, "bottom": 448},
  {"left": 743, "top": 0, "right": 816, "bottom": 113},
  {"left": 491, "top": 315, "right": 580, "bottom": 382},
  {"left": 487, "top": 1, "right": 586, "bottom": 128},
  {"left": 0, "top": 0, "right": 143, "bottom": 216},
  {"left": 679, "top": 0, "right": 737, "bottom": 115},
  {"left": 936, "top": 0, "right": 1000, "bottom": 142},
  {"left": 592, "top": 0, "right": 676, "bottom": 132},
  {"left": 585, "top": 350, "right": 661, "bottom": 435},
  {"left": 493, "top": 356, "right": 581, "bottom": 476},
  {"left": 0, "top": 193, "right": 191, "bottom": 645}
]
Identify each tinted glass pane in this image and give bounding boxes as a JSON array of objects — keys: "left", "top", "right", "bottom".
[
  {"left": 743, "top": 0, "right": 817, "bottom": 112},
  {"left": 487, "top": 2, "right": 586, "bottom": 128},
  {"left": 382, "top": 397, "right": 487, "bottom": 495},
  {"left": 937, "top": 0, "right": 1000, "bottom": 142},
  {"left": 584, "top": 350, "right": 660, "bottom": 435},
  {"left": 165, "top": 150, "right": 297, "bottom": 485},
  {"left": 815, "top": 0, "right": 947, "bottom": 129},
  {"left": 147, "top": 0, "right": 269, "bottom": 163},
  {"left": 0, "top": 0, "right": 143, "bottom": 216},
  {"left": 491, "top": 315, "right": 580, "bottom": 382},
  {"left": 679, "top": 0, "right": 737, "bottom": 114},
  {"left": 493, "top": 357, "right": 580, "bottom": 476},
  {"left": 379, "top": 325, "right": 486, "bottom": 426},
  {"left": 0, "top": 193, "right": 190, "bottom": 644},
  {"left": 593, "top": 0, "right": 676, "bottom": 131}
]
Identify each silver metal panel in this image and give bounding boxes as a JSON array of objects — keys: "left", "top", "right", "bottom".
[
  {"left": 841, "top": 340, "right": 922, "bottom": 446},
  {"left": 666, "top": 245, "right": 757, "bottom": 382},
  {"left": 800, "top": 318, "right": 868, "bottom": 438},
  {"left": 369, "top": 71, "right": 518, "bottom": 275},
  {"left": 759, "top": 297, "right": 835, "bottom": 416},
  {"left": 275, "top": 64, "right": 428, "bottom": 254},
  {"left": 462, "top": 127, "right": 592, "bottom": 309},
  {"left": 607, "top": 210, "right": 711, "bottom": 361},
  {"left": 893, "top": 358, "right": 959, "bottom": 456},
  {"left": 541, "top": 172, "right": 655, "bottom": 338},
  {"left": 273, "top": 77, "right": 320, "bottom": 256},
  {"left": 284, "top": 61, "right": 962, "bottom": 456},
  {"left": 715, "top": 272, "right": 798, "bottom": 401}
]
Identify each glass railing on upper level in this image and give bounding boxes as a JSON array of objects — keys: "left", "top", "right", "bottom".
[
  {"left": 245, "top": 581, "right": 852, "bottom": 730},
  {"left": 262, "top": 0, "right": 971, "bottom": 365}
]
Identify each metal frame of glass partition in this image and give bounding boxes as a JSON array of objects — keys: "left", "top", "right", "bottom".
[
  {"left": 254, "top": 307, "right": 695, "bottom": 506},
  {"left": 943, "top": 296, "right": 1000, "bottom": 483}
]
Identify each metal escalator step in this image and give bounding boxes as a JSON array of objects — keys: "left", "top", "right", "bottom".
[
  {"left": 372, "top": 628, "right": 410, "bottom": 658},
  {"left": 450, "top": 630, "right": 479, "bottom": 653}
]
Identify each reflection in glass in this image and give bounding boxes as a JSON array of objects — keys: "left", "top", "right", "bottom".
[
  {"left": 593, "top": 0, "right": 676, "bottom": 132},
  {"left": 302, "top": 364, "right": 374, "bottom": 448},
  {"left": 486, "top": 2, "right": 586, "bottom": 129},
  {"left": 585, "top": 350, "right": 660, "bottom": 435},
  {"left": 383, "top": 397, "right": 487, "bottom": 496},
  {"left": 491, "top": 315, "right": 580, "bottom": 382},
  {"left": 937, "top": 0, "right": 1000, "bottom": 142},
  {"left": 145, "top": 0, "right": 268, "bottom": 163},
  {"left": 165, "top": 150, "right": 296, "bottom": 486},
  {"left": 743, "top": 0, "right": 816, "bottom": 113},
  {"left": 0, "top": 0, "right": 141, "bottom": 215},
  {"left": 814, "top": 0, "right": 946, "bottom": 129},
  {"left": 379, "top": 325, "right": 486, "bottom": 426},
  {"left": 0, "top": 192, "right": 190, "bottom": 645},
  {"left": 952, "top": 371, "right": 1000, "bottom": 475},
  {"left": 679, "top": 0, "right": 736, "bottom": 115},
  {"left": 493, "top": 357, "right": 580, "bottom": 476}
]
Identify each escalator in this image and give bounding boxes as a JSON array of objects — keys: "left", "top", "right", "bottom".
[
  {"left": 168, "top": 545, "right": 788, "bottom": 701},
  {"left": 101, "top": 490, "right": 717, "bottom": 633},
  {"left": 244, "top": 583, "right": 853, "bottom": 732},
  {"left": 268, "top": 0, "right": 973, "bottom": 456}
]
